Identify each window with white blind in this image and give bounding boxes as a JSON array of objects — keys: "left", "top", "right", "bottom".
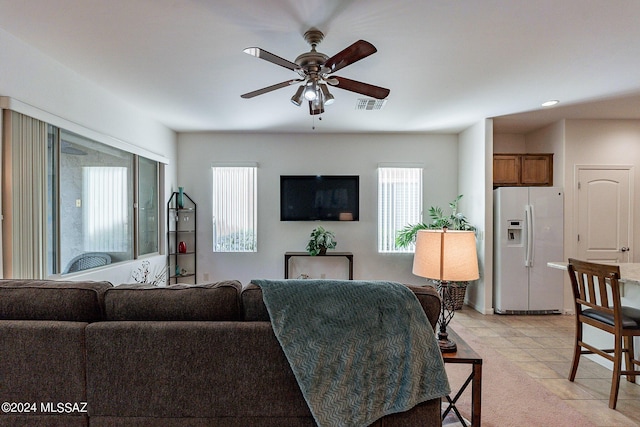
[
  {"left": 83, "top": 166, "right": 128, "bottom": 252},
  {"left": 4, "top": 109, "right": 162, "bottom": 278},
  {"left": 212, "top": 165, "right": 257, "bottom": 252},
  {"left": 377, "top": 167, "right": 423, "bottom": 253}
]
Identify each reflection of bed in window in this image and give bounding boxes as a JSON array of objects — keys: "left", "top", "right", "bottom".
[{"left": 63, "top": 252, "right": 111, "bottom": 274}]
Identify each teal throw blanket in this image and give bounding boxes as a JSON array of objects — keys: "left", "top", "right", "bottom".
[{"left": 253, "top": 279, "right": 450, "bottom": 427}]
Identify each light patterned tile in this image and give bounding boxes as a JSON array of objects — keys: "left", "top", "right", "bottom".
[
  {"left": 465, "top": 327, "right": 501, "bottom": 337},
  {"left": 494, "top": 347, "right": 537, "bottom": 362},
  {"left": 544, "top": 361, "right": 573, "bottom": 378},
  {"left": 514, "top": 327, "right": 551, "bottom": 338},
  {"left": 476, "top": 336, "right": 514, "bottom": 348},
  {"left": 534, "top": 336, "right": 574, "bottom": 349},
  {"left": 513, "top": 361, "right": 563, "bottom": 379},
  {"left": 573, "top": 378, "right": 622, "bottom": 401},
  {"left": 525, "top": 347, "right": 570, "bottom": 362},
  {"left": 489, "top": 326, "right": 528, "bottom": 337},
  {"left": 615, "top": 398, "right": 640, "bottom": 425},
  {"left": 564, "top": 399, "right": 639, "bottom": 427},
  {"left": 537, "top": 378, "right": 599, "bottom": 400},
  {"left": 452, "top": 309, "right": 640, "bottom": 425},
  {"left": 505, "top": 336, "right": 545, "bottom": 349}
]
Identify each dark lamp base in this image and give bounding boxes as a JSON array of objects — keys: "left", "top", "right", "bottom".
[{"left": 438, "top": 338, "right": 457, "bottom": 353}]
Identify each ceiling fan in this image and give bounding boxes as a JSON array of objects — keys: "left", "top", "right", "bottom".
[{"left": 241, "top": 28, "right": 390, "bottom": 115}]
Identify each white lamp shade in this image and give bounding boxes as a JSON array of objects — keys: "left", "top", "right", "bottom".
[{"left": 412, "top": 229, "right": 479, "bottom": 282}]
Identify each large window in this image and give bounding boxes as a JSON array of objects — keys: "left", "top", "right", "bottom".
[
  {"left": 377, "top": 166, "right": 423, "bottom": 253},
  {"left": 212, "top": 165, "right": 257, "bottom": 252},
  {"left": 3, "top": 108, "right": 162, "bottom": 279},
  {"left": 47, "top": 128, "right": 160, "bottom": 275}
]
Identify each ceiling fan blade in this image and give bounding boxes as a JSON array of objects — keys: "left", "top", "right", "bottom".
[
  {"left": 332, "top": 76, "right": 390, "bottom": 99},
  {"left": 243, "top": 47, "right": 300, "bottom": 71},
  {"left": 241, "top": 79, "right": 302, "bottom": 99},
  {"left": 324, "top": 40, "right": 377, "bottom": 73}
]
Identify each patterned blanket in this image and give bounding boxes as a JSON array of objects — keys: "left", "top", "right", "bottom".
[{"left": 253, "top": 279, "right": 450, "bottom": 427}]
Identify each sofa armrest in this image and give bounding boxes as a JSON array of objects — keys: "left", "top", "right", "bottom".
[{"left": 405, "top": 284, "right": 441, "bottom": 330}]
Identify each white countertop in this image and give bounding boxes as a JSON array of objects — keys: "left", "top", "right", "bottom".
[
  {"left": 547, "top": 261, "right": 640, "bottom": 297},
  {"left": 548, "top": 261, "right": 640, "bottom": 282},
  {"left": 547, "top": 261, "right": 568, "bottom": 270}
]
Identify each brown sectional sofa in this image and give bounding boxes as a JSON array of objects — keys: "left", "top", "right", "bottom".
[{"left": 0, "top": 279, "right": 444, "bottom": 426}]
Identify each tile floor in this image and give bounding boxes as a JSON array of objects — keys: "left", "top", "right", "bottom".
[{"left": 449, "top": 309, "right": 640, "bottom": 427}]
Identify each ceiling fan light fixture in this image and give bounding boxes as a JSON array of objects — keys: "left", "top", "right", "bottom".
[
  {"left": 304, "top": 80, "right": 318, "bottom": 101},
  {"left": 241, "top": 29, "right": 390, "bottom": 115},
  {"left": 320, "top": 83, "right": 335, "bottom": 105},
  {"left": 291, "top": 85, "right": 305, "bottom": 106},
  {"left": 309, "top": 100, "right": 324, "bottom": 115}
]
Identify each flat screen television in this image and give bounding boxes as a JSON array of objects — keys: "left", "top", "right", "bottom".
[{"left": 280, "top": 175, "right": 359, "bottom": 221}]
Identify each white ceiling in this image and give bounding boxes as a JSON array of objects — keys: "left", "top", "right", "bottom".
[{"left": 1, "top": 0, "right": 640, "bottom": 134}]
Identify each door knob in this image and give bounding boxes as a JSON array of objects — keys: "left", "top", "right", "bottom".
[{"left": 621, "top": 247, "right": 630, "bottom": 252}]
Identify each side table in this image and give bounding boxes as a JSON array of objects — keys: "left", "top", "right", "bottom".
[
  {"left": 284, "top": 252, "right": 353, "bottom": 279},
  {"left": 442, "top": 327, "right": 482, "bottom": 427}
]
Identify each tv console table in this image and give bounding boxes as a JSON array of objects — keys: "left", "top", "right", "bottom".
[{"left": 284, "top": 252, "right": 354, "bottom": 280}]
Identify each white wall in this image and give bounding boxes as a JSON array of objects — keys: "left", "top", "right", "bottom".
[
  {"left": 563, "top": 119, "right": 640, "bottom": 264},
  {"left": 494, "top": 133, "right": 526, "bottom": 152},
  {"left": 0, "top": 27, "right": 178, "bottom": 284},
  {"left": 562, "top": 119, "right": 640, "bottom": 369},
  {"left": 459, "top": 120, "right": 493, "bottom": 314},
  {"left": 177, "top": 132, "right": 459, "bottom": 286},
  {"left": 526, "top": 121, "right": 565, "bottom": 190}
]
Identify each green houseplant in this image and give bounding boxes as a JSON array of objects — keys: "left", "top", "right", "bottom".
[
  {"left": 395, "top": 195, "right": 476, "bottom": 248},
  {"left": 396, "top": 195, "right": 476, "bottom": 309},
  {"left": 306, "top": 226, "right": 337, "bottom": 256}
]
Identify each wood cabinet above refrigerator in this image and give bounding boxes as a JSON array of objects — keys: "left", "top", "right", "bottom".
[{"left": 493, "top": 153, "right": 553, "bottom": 187}]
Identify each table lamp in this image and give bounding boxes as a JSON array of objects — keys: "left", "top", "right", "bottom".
[{"left": 412, "top": 228, "right": 479, "bottom": 352}]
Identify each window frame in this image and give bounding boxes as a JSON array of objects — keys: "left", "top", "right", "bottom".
[
  {"left": 48, "top": 127, "right": 162, "bottom": 275},
  {"left": 377, "top": 166, "right": 423, "bottom": 253},
  {"left": 211, "top": 164, "right": 258, "bottom": 253}
]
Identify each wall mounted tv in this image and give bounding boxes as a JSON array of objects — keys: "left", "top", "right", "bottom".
[{"left": 280, "top": 175, "right": 359, "bottom": 221}]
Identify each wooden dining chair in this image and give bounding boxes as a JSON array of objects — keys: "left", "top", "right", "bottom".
[{"left": 567, "top": 258, "right": 640, "bottom": 409}]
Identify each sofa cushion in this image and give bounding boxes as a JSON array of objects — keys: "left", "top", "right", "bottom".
[
  {"left": 104, "top": 281, "right": 242, "bottom": 321},
  {"left": 0, "top": 280, "right": 112, "bottom": 322},
  {"left": 0, "top": 320, "right": 89, "bottom": 420}
]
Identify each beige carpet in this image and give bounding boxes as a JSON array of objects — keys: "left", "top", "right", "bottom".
[{"left": 444, "top": 324, "right": 596, "bottom": 427}]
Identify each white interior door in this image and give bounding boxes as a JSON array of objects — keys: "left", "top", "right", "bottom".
[{"left": 576, "top": 167, "right": 632, "bottom": 263}]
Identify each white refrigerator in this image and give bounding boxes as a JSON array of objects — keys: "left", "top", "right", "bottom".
[{"left": 493, "top": 187, "right": 564, "bottom": 314}]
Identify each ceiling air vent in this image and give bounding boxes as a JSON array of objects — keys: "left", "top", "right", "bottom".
[{"left": 356, "top": 99, "right": 387, "bottom": 110}]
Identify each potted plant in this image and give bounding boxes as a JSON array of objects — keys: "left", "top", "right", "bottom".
[
  {"left": 396, "top": 195, "right": 476, "bottom": 309},
  {"left": 306, "top": 226, "right": 337, "bottom": 256},
  {"left": 396, "top": 195, "right": 475, "bottom": 247}
]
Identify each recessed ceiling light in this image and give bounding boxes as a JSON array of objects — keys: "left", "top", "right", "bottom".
[{"left": 541, "top": 100, "right": 560, "bottom": 107}]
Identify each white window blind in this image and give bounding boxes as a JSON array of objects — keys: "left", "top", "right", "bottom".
[
  {"left": 212, "top": 166, "right": 257, "bottom": 252},
  {"left": 83, "top": 167, "right": 128, "bottom": 252},
  {"left": 6, "top": 111, "right": 48, "bottom": 278},
  {"left": 377, "top": 167, "right": 423, "bottom": 253}
]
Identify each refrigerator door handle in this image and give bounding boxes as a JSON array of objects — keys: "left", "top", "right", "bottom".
[{"left": 525, "top": 204, "right": 534, "bottom": 267}]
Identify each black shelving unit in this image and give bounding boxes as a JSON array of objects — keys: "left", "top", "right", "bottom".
[{"left": 167, "top": 191, "right": 197, "bottom": 284}]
